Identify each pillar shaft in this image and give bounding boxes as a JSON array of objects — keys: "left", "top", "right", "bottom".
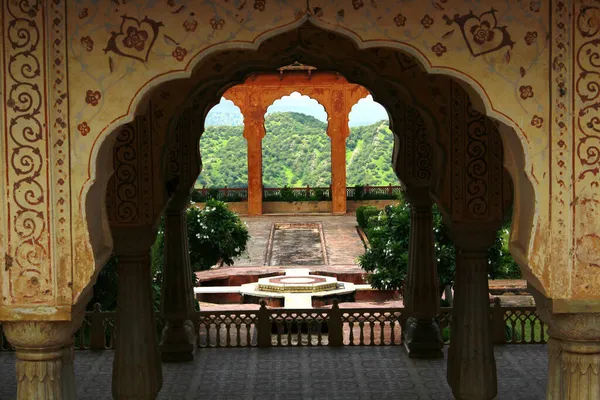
[
  {"left": 160, "top": 202, "right": 197, "bottom": 361},
  {"left": 4, "top": 316, "right": 84, "bottom": 400},
  {"left": 328, "top": 118, "right": 348, "bottom": 215},
  {"left": 402, "top": 193, "right": 443, "bottom": 358},
  {"left": 447, "top": 249, "right": 497, "bottom": 400},
  {"left": 245, "top": 119, "right": 265, "bottom": 216},
  {"left": 112, "top": 252, "right": 163, "bottom": 399}
]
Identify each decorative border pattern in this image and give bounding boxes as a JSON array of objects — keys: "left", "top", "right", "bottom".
[
  {"left": 49, "top": 0, "right": 72, "bottom": 302},
  {"left": 574, "top": 5, "right": 600, "bottom": 184},
  {"left": 550, "top": 0, "right": 571, "bottom": 240},
  {"left": 5, "top": 1, "right": 52, "bottom": 302},
  {"left": 464, "top": 100, "right": 489, "bottom": 218}
]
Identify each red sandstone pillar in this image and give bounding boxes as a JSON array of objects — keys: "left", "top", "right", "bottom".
[
  {"left": 327, "top": 101, "right": 349, "bottom": 215},
  {"left": 243, "top": 112, "right": 266, "bottom": 216}
]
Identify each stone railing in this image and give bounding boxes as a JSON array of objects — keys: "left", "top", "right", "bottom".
[
  {"left": 0, "top": 299, "right": 547, "bottom": 351},
  {"left": 192, "top": 185, "right": 403, "bottom": 202}
]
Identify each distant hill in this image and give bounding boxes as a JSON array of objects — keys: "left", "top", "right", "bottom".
[{"left": 197, "top": 112, "right": 400, "bottom": 188}]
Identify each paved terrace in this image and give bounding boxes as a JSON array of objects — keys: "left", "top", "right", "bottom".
[
  {"left": 0, "top": 345, "right": 547, "bottom": 399},
  {"left": 234, "top": 215, "right": 365, "bottom": 266}
]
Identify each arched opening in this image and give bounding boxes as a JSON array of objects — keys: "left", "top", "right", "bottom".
[
  {"left": 263, "top": 92, "right": 330, "bottom": 190},
  {"left": 346, "top": 95, "right": 401, "bottom": 188},
  {"left": 197, "top": 97, "right": 248, "bottom": 189},
  {"left": 82, "top": 22, "right": 545, "bottom": 400}
]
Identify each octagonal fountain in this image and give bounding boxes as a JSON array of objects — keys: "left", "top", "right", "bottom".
[{"left": 240, "top": 269, "right": 356, "bottom": 308}]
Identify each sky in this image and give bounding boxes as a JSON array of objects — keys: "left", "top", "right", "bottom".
[{"left": 207, "top": 92, "right": 389, "bottom": 127}]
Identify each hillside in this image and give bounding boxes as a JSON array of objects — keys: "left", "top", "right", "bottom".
[{"left": 197, "top": 112, "right": 400, "bottom": 188}]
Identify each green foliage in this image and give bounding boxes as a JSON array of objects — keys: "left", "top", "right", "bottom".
[
  {"left": 353, "top": 185, "right": 365, "bottom": 200},
  {"left": 89, "top": 200, "right": 249, "bottom": 311},
  {"left": 280, "top": 186, "right": 296, "bottom": 202},
  {"left": 186, "top": 199, "right": 250, "bottom": 271},
  {"left": 197, "top": 112, "right": 401, "bottom": 188},
  {"left": 358, "top": 199, "right": 521, "bottom": 294},
  {"left": 89, "top": 238, "right": 163, "bottom": 312},
  {"left": 356, "top": 205, "right": 380, "bottom": 230},
  {"left": 358, "top": 203, "right": 410, "bottom": 290}
]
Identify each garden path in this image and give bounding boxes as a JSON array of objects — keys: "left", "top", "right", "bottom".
[{"left": 234, "top": 215, "right": 365, "bottom": 266}]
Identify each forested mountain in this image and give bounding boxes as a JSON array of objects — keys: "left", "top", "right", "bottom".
[
  {"left": 197, "top": 112, "right": 400, "bottom": 188},
  {"left": 204, "top": 112, "right": 243, "bottom": 127}
]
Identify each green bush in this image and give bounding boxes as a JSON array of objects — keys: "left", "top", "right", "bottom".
[
  {"left": 280, "top": 186, "right": 296, "bottom": 203},
  {"left": 90, "top": 200, "right": 249, "bottom": 311},
  {"left": 353, "top": 185, "right": 365, "bottom": 200},
  {"left": 358, "top": 203, "right": 410, "bottom": 290},
  {"left": 186, "top": 199, "right": 250, "bottom": 270},
  {"left": 357, "top": 198, "right": 521, "bottom": 294},
  {"left": 356, "top": 205, "right": 380, "bottom": 230}
]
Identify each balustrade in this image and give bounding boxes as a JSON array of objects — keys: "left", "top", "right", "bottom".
[
  {"left": 0, "top": 300, "right": 548, "bottom": 352},
  {"left": 193, "top": 185, "right": 403, "bottom": 202}
]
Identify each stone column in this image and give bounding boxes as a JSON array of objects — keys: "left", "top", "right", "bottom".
[
  {"left": 112, "top": 241, "right": 163, "bottom": 399},
  {"left": 546, "top": 337, "right": 563, "bottom": 399},
  {"left": 244, "top": 117, "right": 265, "bottom": 216},
  {"left": 3, "top": 312, "right": 85, "bottom": 400},
  {"left": 558, "top": 325, "right": 600, "bottom": 399},
  {"left": 446, "top": 230, "right": 497, "bottom": 400},
  {"left": 402, "top": 189, "right": 443, "bottom": 358},
  {"left": 531, "top": 289, "right": 600, "bottom": 399},
  {"left": 160, "top": 195, "right": 197, "bottom": 361},
  {"left": 327, "top": 114, "right": 349, "bottom": 215}
]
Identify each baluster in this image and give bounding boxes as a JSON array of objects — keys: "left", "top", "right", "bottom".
[
  {"left": 317, "top": 318, "right": 322, "bottom": 346},
  {"left": 303, "top": 318, "right": 309, "bottom": 346},
  {"left": 348, "top": 320, "right": 355, "bottom": 346},
  {"left": 507, "top": 316, "right": 516, "bottom": 344},
  {"left": 380, "top": 319, "right": 385, "bottom": 345},
  {"left": 225, "top": 317, "right": 232, "bottom": 347},
  {"left": 390, "top": 320, "right": 396, "bottom": 345},
  {"left": 197, "top": 324, "right": 204, "bottom": 347},
  {"left": 215, "top": 322, "right": 222, "bottom": 348},
  {"left": 541, "top": 320, "right": 548, "bottom": 344},
  {"left": 257, "top": 302, "right": 271, "bottom": 348},
  {"left": 236, "top": 318, "right": 241, "bottom": 347},
  {"left": 359, "top": 319, "right": 365, "bottom": 345},
  {"left": 277, "top": 320, "right": 283, "bottom": 347},
  {"left": 286, "top": 318, "right": 292, "bottom": 346},
  {"left": 246, "top": 317, "right": 252, "bottom": 347},
  {"left": 369, "top": 319, "right": 375, "bottom": 345},
  {"left": 515, "top": 316, "right": 522, "bottom": 343}
]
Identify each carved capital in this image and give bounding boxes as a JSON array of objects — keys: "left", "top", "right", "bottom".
[
  {"left": 4, "top": 314, "right": 84, "bottom": 400},
  {"left": 4, "top": 313, "right": 84, "bottom": 353},
  {"left": 549, "top": 313, "right": 600, "bottom": 342}
]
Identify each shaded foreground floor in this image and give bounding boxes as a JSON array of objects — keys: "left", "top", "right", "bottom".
[{"left": 0, "top": 345, "right": 547, "bottom": 399}]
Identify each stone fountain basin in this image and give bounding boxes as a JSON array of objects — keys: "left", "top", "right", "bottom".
[{"left": 257, "top": 275, "right": 339, "bottom": 293}]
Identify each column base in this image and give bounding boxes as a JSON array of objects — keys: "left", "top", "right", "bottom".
[
  {"left": 160, "top": 320, "right": 197, "bottom": 362},
  {"left": 3, "top": 319, "right": 83, "bottom": 400},
  {"left": 403, "top": 317, "right": 444, "bottom": 359}
]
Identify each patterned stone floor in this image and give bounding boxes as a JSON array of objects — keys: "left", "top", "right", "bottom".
[{"left": 0, "top": 345, "right": 547, "bottom": 399}]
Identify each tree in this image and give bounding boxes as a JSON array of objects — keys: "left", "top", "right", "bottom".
[
  {"left": 89, "top": 200, "right": 250, "bottom": 310},
  {"left": 358, "top": 198, "right": 520, "bottom": 297},
  {"left": 186, "top": 199, "right": 250, "bottom": 271}
]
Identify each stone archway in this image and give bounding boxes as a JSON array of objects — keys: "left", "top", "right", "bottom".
[
  {"left": 101, "top": 26, "right": 512, "bottom": 399},
  {"left": 2, "top": 2, "right": 599, "bottom": 399},
  {"left": 223, "top": 71, "right": 369, "bottom": 215}
]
